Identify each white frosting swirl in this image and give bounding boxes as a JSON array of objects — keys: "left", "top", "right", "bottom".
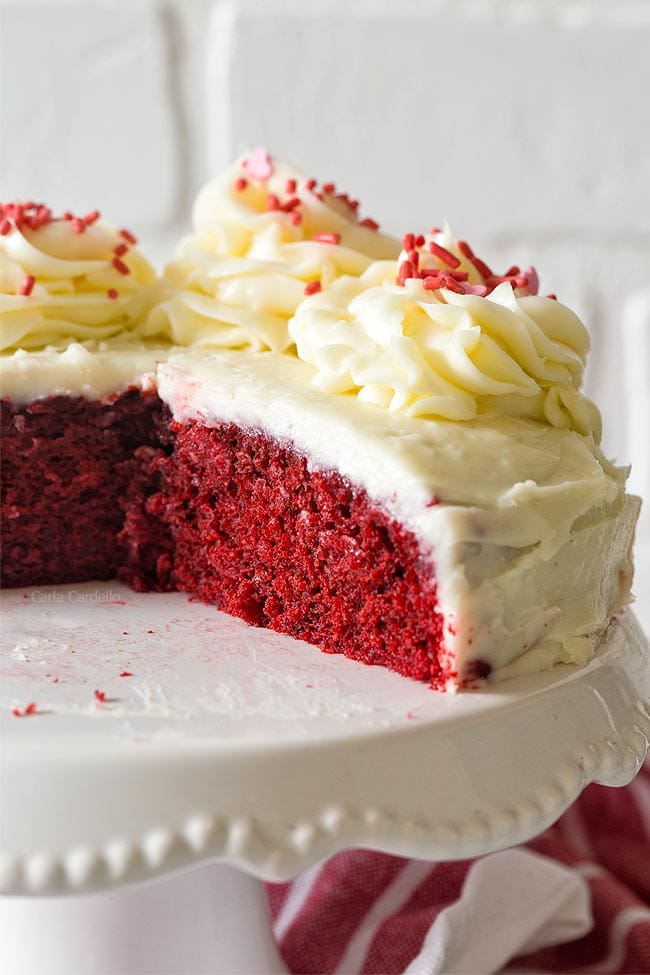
[
  {"left": 289, "top": 252, "right": 602, "bottom": 440},
  {"left": 0, "top": 213, "right": 156, "bottom": 353},
  {"left": 145, "top": 153, "right": 400, "bottom": 352}
]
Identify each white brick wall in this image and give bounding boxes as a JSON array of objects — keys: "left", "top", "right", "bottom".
[{"left": 1, "top": 0, "right": 648, "bottom": 615}]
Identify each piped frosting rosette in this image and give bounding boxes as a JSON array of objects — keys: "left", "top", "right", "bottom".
[
  {"left": 145, "top": 149, "right": 400, "bottom": 352},
  {"left": 0, "top": 203, "right": 156, "bottom": 352},
  {"left": 289, "top": 227, "right": 602, "bottom": 441}
]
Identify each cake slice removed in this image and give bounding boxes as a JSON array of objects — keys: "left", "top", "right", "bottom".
[{"left": 124, "top": 347, "right": 636, "bottom": 689}]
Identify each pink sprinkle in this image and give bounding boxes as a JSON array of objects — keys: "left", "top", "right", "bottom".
[
  {"left": 304, "top": 280, "right": 322, "bottom": 296},
  {"left": 290, "top": 211, "right": 302, "bottom": 226},
  {"left": 18, "top": 274, "right": 35, "bottom": 297},
  {"left": 243, "top": 146, "right": 273, "bottom": 181},
  {"left": 523, "top": 266, "right": 539, "bottom": 295},
  {"left": 359, "top": 217, "right": 379, "bottom": 231},
  {"left": 0, "top": 218, "right": 11, "bottom": 235},
  {"left": 234, "top": 177, "right": 248, "bottom": 191},
  {"left": 70, "top": 218, "right": 85, "bottom": 234},
  {"left": 462, "top": 283, "right": 490, "bottom": 296},
  {"left": 312, "top": 232, "right": 341, "bottom": 245}
]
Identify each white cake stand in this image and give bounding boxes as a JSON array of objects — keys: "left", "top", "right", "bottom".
[{"left": 1, "top": 582, "right": 649, "bottom": 975}]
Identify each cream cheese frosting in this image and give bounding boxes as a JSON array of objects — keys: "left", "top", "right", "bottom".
[
  {"left": 0, "top": 203, "right": 156, "bottom": 353},
  {"left": 289, "top": 228, "right": 602, "bottom": 440},
  {"left": 144, "top": 151, "right": 399, "bottom": 352}
]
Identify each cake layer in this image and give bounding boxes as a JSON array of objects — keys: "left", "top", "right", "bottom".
[
  {"left": 127, "top": 419, "right": 448, "bottom": 684},
  {"left": 1, "top": 389, "right": 169, "bottom": 588}
]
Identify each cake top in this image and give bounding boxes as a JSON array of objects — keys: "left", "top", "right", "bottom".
[{"left": 0, "top": 202, "right": 156, "bottom": 352}]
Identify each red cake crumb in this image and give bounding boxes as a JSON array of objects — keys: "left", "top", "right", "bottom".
[
  {"left": 122, "top": 419, "right": 449, "bottom": 685},
  {"left": 0, "top": 390, "right": 171, "bottom": 588},
  {"left": 12, "top": 702, "right": 38, "bottom": 717}
]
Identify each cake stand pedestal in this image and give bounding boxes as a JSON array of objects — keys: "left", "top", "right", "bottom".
[{"left": 1, "top": 583, "right": 649, "bottom": 974}]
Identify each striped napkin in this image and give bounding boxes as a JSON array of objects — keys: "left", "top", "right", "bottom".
[{"left": 267, "top": 764, "right": 650, "bottom": 974}]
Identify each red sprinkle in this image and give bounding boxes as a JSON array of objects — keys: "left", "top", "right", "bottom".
[
  {"left": 422, "top": 275, "right": 443, "bottom": 291},
  {"left": 429, "top": 241, "right": 461, "bottom": 269},
  {"left": 305, "top": 178, "right": 317, "bottom": 191},
  {"left": 285, "top": 178, "right": 297, "bottom": 194},
  {"left": 234, "top": 177, "right": 248, "bottom": 191},
  {"left": 112, "top": 257, "right": 130, "bottom": 275},
  {"left": 119, "top": 671, "right": 133, "bottom": 677},
  {"left": 63, "top": 211, "right": 74, "bottom": 221},
  {"left": 84, "top": 209, "right": 100, "bottom": 225},
  {"left": 403, "top": 233, "right": 415, "bottom": 251},
  {"left": 304, "top": 280, "right": 322, "bottom": 296},
  {"left": 290, "top": 211, "right": 302, "bottom": 226},
  {"left": 107, "top": 289, "right": 119, "bottom": 300},
  {"left": 120, "top": 228, "right": 138, "bottom": 245},
  {"left": 0, "top": 218, "right": 11, "bottom": 235},
  {"left": 18, "top": 274, "right": 35, "bottom": 297},
  {"left": 322, "top": 182, "right": 336, "bottom": 194},
  {"left": 397, "top": 260, "right": 415, "bottom": 286},
  {"left": 114, "top": 242, "right": 128, "bottom": 257},
  {"left": 266, "top": 194, "right": 281, "bottom": 211},
  {"left": 70, "top": 218, "right": 86, "bottom": 234},
  {"left": 312, "top": 232, "right": 341, "bottom": 245},
  {"left": 359, "top": 217, "right": 379, "bottom": 231},
  {"left": 94, "top": 689, "right": 106, "bottom": 703},
  {"left": 281, "top": 196, "right": 301, "bottom": 212},
  {"left": 547, "top": 293, "right": 557, "bottom": 300}
]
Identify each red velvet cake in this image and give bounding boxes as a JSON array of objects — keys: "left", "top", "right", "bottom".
[{"left": 0, "top": 157, "right": 640, "bottom": 689}]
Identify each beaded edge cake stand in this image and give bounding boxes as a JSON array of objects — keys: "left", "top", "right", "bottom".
[{"left": 0, "top": 582, "right": 648, "bottom": 974}]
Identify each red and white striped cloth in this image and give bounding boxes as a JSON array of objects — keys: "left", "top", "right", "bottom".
[{"left": 266, "top": 764, "right": 650, "bottom": 974}]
